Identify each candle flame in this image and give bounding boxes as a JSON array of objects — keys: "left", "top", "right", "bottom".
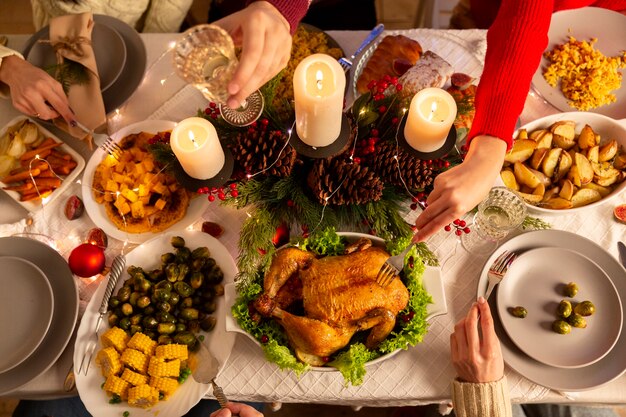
[
  {"left": 188, "top": 130, "right": 199, "bottom": 148},
  {"left": 315, "top": 70, "right": 323, "bottom": 90},
  {"left": 428, "top": 101, "right": 438, "bottom": 121}
]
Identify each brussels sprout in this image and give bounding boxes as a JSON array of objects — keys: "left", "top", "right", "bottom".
[
  {"left": 165, "top": 263, "right": 180, "bottom": 283},
  {"left": 158, "top": 322, "right": 176, "bottom": 334},
  {"left": 143, "top": 330, "right": 157, "bottom": 340},
  {"left": 552, "top": 319, "right": 571, "bottom": 334},
  {"left": 200, "top": 316, "right": 217, "bottom": 332},
  {"left": 556, "top": 300, "right": 572, "bottom": 319},
  {"left": 174, "top": 281, "right": 194, "bottom": 298},
  {"left": 142, "top": 316, "right": 158, "bottom": 329},
  {"left": 175, "top": 323, "right": 187, "bottom": 333},
  {"left": 121, "top": 303, "right": 133, "bottom": 316},
  {"left": 161, "top": 252, "right": 176, "bottom": 265},
  {"left": 191, "top": 247, "right": 210, "bottom": 260},
  {"left": 127, "top": 265, "right": 143, "bottom": 276},
  {"left": 171, "top": 236, "right": 185, "bottom": 248},
  {"left": 187, "top": 320, "right": 201, "bottom": 333},
  {"left": 156, "top": 301, "right": 172, "bottom": 313},
  {"left": 156, "top": 311, "right": 175, "bottom": 323},
  {"left": 180, "top": 297, "right": 193, "bottom": 309},
  {"left": 202, "top": 300, "right": 217, "bottom": 314},
  {"left": 175, "top": 247, "right": 192, "bottom": 263},
  {"left": 563, "top": 282, "right": 579, "bottom": 298},
  {"left": 511, "top": 306, "right": 527, "bottom": 318},
  {"left": 119, "top": 317, "right": 131, "bottom": 330},
  {"left": 154, "top": 280, "right": 172, "bottom": 292},
  {"left": 137, "top": 295, "right": 151, "bottom": 309},
  {"left": 213, "top": 284, "right": 225, "bottom": 297},
  {"left": 177, "top": 264, "right": 190, "bottom": 281},
  {"left": 129, "top": 292, "right": 140, "bottom": 306},
  {"left": 169, "top": 292, "right": 180, "bottom": 306},
  {"left": 117, "top": 286, "right": 132, "bottom": 302},
  {"left": 574, "top": 300, "right": 596, "bottom": 317},
  {"left": 191, "top": 257, "right": 206, "bottom": 271},
  {"left": 567, "top": 313, "right": 587, "bottom": 328},
  {"left": 134, "top": 277, "right": 152, "bottom": 293},
  {"left": 173, "top": 331, "right": 198, "bottom": 348},
  {"left": 109, "top": 297, "right": 121, "bottom": 309},
  {"left": 180, "top": 307, "right": 199, "bottom": 320},
  {"left": 148, "top": 268, "right": 164, "bottom": 281},
  {"left": 143, "top": 306, "right": 155, "bottom": 316},
  {"left": 190, "top": 272, "right": 204, "bottom": 289},
  {"left": 158, "top": 335, "right": 173, "bottom": 345},
  {"left": 108, "top": 312, "right": 120, "bottom": 327},
  {"left": 130, "top": 325, "right": 142, "bottom": 335},
  {"left": 130, "top": 314, "right": 142, "bottom": 326},
  {"left": 206, "top": 268, "right": 224, "bottom": 285}
]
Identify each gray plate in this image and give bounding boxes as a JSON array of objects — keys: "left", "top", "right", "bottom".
[
  {"left": 478, "top": 230, "right": 626, "bottom": 391},
  {"left": 0, "top": 237, "right": 78, "bottom": 395}
]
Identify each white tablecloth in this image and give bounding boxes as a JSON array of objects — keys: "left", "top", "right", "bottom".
[{"left": 1, "top": 30, "right": 625, "bottom": 407}]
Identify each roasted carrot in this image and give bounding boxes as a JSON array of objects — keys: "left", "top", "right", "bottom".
[
  {"left": 2, "top": 182, "right": 34, "bottom": 192},
  {"left": 29, "top": 177, "right": 62, "bottom": 189},
  {"left": 10, "top": 161, "right": 48, "bottom": 176},
  {"left": 19, "top": 143, "right": 62, "bottom": 161},
  {"left": 37, "top": 169, "right": 57, "bottom": 178},
  {"left": 1, "top": 168, "right": 41, "bottom": 184},
  {"left": 20, "top": 189, "right": 52, "bottom": 202},
  {"left": 50, "top": 149, "right": 72, "bottom": 160},
  {"left": 20, "top": 150, "right": 52, "bottom": 166},
  {"left": 55, "top": 162, "right": 77, "bottom": 175}
]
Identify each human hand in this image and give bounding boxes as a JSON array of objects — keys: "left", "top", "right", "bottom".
[
  {"left": 0, "top": 55, "right": 74, "bottom": 123},
  {"left": 210, "top": 402, "right": 264, "bottom": 417},
  {"left": 450, "top": 296, "right": 504, "bottom": 383},
  {"left": 412, "top": 135, "right": 507, "bottom": 242},
  {"left": 213, "top": 1, "right": 292, "bottom": 109}
]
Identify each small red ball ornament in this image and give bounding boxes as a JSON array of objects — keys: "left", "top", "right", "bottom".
[{"left": 68, "top": 243, "right": 106, "bottom": 277}]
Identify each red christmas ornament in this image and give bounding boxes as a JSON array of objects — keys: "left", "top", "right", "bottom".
[
  {"left": 272, "top": 223, "right": 290, "bottom": 247},
  {"left": 68, "top": 243, "right": 106, "bottom": 277}
]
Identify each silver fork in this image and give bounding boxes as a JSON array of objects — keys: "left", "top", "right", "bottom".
[
  {"left": 74, "top": 120, "right": 123, "bottom": 160},
  {"left": 78, "top": 254, "right": 126, "bottom": 375},
  {"left": 485, "top": 250, "right": 517, "bottom": 300},
  {"left": 375, "top": 246, "right": 410, "bottom": 287},
  {"left": 338, "top": 23, "right": 385, "bottom": 72}
]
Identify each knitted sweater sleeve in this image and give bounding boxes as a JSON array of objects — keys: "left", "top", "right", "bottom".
[
  {"left": 452, "top": 377, "right": 513, "bottom": 417},
  {"left": 248, "top": 0, "right": 310, "bottom": 34},
  {"left": 468, "top": 0, "right": 554, "bottom": 149}
]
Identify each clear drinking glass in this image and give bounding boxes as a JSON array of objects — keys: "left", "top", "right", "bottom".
[
  {"left": 173, "top": 24, "right": 264, "bottom": 126},
  {"left": 461, "top": 187, "right": 527, "bottom": 254}
]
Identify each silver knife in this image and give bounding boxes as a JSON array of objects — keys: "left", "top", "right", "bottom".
[
  {"left": 192, "top": 342, "right": 228, "bottom": 409},
  {"left": 618, "top": 241, "right": 626, "bottom": 268}
]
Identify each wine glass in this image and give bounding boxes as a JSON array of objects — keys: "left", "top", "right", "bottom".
[
  {"left": 461, "top": 187, "right": 527, "bottom": 254},
  {"left": 173, "top": 24, "right": 264, "bottom": 127}
]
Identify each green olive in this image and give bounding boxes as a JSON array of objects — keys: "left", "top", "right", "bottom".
[
  {"left": 511, "top": 306, "right": 527, "bottom": 318},
  {"left": 556, "top": 300, "right": 572, "bottom": 319},
  {"left": 567, "top": 313, "right": 587, "bottom": 328},
  {"left": 574, "top": 300, "right": 596, "bottom": 317},
  {"left": 563, "top": 282, "right": 579, "bottom": 298},
  {"left": 552, "top": 319, "right": 571, "bottom": 334},
  {"left": 171, "top": 236, "right": 185, "bottom": 248}
]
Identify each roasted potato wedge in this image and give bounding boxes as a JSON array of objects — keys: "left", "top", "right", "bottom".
[
  {"left": 535, "top": 131, "right": 554, "bottom": 149},
  {"left": 542, "top": 147, "right": 562, "bottom": 178},
  {"left": 553, "top": 134, "right": 576, "bottom": 150},
  {"left": 541, "top": 197, "right": 573, "bottom": 210},
  {"left": 586, "top": 145, "right": 599, "bottom": 163},
  {"left": 574, "top": 153, "right": 594, "bottom": 185},
  {"left": 553, "top": 151, "right": 573, "bottom": 182},
  {"left": 598, "top": 139, "right": 618, "bottom": 162},
  {"left": 500, "top": 170, "right": 519, "bottom": 191},
  {"left": 559, "top": 179, "right": 575, "bottom": 200},
  {"left": 514, "top": 161, "right": 541, "bottom": 188},
  {"left": 530, "top": 148, "right": 548, "bottom": 170},
  {"left": 577, "top": 124, "right": 597, "bottom": 149},
  {"left": 504, "top": 139, "right": 537, "bottom": 164},
  {"left": 550, "top": 120, "right": 576, "bottom": 141},
  {"left": 582, "top": 182, "right": 612, "bottom": 198},
  {"left": 571, "top": 188, "right": 602, "bottom": 208}
]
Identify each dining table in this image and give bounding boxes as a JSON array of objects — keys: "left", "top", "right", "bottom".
[{"left": 1, "top": 28, "right": 625, "bottom": 408}]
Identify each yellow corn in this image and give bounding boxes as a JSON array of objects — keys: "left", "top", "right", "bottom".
[
  {"left": 120, "top": 348, "right": 148, "bottom": 374},
  {"left": 103, "top": 375, "right": 130, "bottom": 400},
  {"left": 148, "top": 357, "right": 180, "bottom": 378},
  {"left": 96, "top": 347, "right": 122, "bottom": 378},
  {"left": 101, "top": 327, "right": 129, "bottom": 353},
  {"left": 127, "top": 384, "right": 160, "bottom": 408},
  {"left": 121, "top": 368, "right": 149, "bottom": 386},
  {"left": 149, "top": 376, "right": 179, "bottom": 398},
  {"left": 155, "top": 343, "right": 188, "bottom": 360},
  {"left": 127, "top": 332, "right": 157, "bottom": 356}
]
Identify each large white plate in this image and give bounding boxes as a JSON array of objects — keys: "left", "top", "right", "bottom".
[
  {"left": 352, "top": 30, "right": 484, "bottom": 98},
  {"left": 0, "top": 256, "right": 54, "bottom": 374},
  {"left": 0, "top": 116, "right": 86, "bottom": 213},
  {"left": 74, "top": 230, "right": 236, "bottom": 417},
  {"left": 225, "top": 232, "right": 447, "bottom": 372},
  {"left": 82, "top": 120, "right": 210, "bottom": 244},
  {"left": 531, "top": 7, "right": 626, "bottom": 119},
  {"left": 477, "top": 230, "right": 626, "bottom": 391},
  {"left": 0, "top": 237, "right": 78, "bottom": 395},
  {"left": 496, "top": 247, "right": 622, "bottom": 369}
]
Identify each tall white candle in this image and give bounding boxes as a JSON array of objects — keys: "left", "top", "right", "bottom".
[
  {"left": 170, "top": 117, "right": 225, "bottom": 179},
  {"left": 404, "top": 88, "right": 457, "bottom": 152},
  {"left": 293, "top": 53, "right": 346, "bottom": 147}
]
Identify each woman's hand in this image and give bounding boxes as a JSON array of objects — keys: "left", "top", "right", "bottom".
[
  {"left": 0, "top": 55, "right": 74, "bottom": 122},
  {"left": 210, "top": 402, "right": 264, "bottom": 417},
  {"left": 214, "top": 1, "right": 292, "bottom": 110},
  {"left": 450, "top": 296, "right": 504, "bottom": 383},
  {"left": 412, "top": 135, "right": 507, "bottom": 242}
]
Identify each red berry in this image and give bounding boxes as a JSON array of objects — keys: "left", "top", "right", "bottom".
[
  {"left": 455, "top": 229, "right": 462, "bottom": 236},
  {"left": 197, "top": 188, "right": 204, "bottom": 194},
  {"left": 444, "top": 161, "right": 450, "bottom": 168},
  {"left": 204, "top": 107, "right": 211, "bottom": 115},
  {"left": 208, "top": 195, "right": 215, "bottom": 202},
  {"left": 229, "top": 183, "right": 237, "bottom": 190},
  {"left": 209, "top": 102, "right": 217, "bottom": 108},
  {"left": 257, "top": 248, "right": 267, "bottom": 255},
  {"left": 383, "top": 74, "right": 392, "bottom": 82},
  {"left": 210, "top": 113, "right": 217, "bottom": 119},
  {"left": 217, "top": 193, "right": 226, "bottom": 201},
  {"left": 322, "top": 356, "right": 331, "bottom": 363},
  {"left": 230, "top": 190, "right": 239, "bottom": 197},
  {"left": 368, "top": 138, "right": 376, "bottom": 146},
  {"left": 287, "top": 199, "right": 295, "bottom": 207},
  {"left": 374, "top": 93, "right": 385, "bottom": 101},
  {"left": 260, "top": 335, "right": 269, "bottom": 343},
  {"left": 371, "top": 129, "right": 379, "bottom": 137},
  {"left": 463, "top": 227, "right": 471, "bottom": 234},
  {"left": 444, "top": 225, "right": 452, "bottom": 232},
  {"left": 391, "top": 117, "right": 399, "bottom": 124},
  {"left": 261, "top": 118, "right": 269, "bottom": 125},
  {"left": 367, "top": 145, "right": 376, "bottom": 153},
  {"left": 391, "top": 76, "right": 398, "bottom": 85},
  {"left": 367, "top": 80, "right": 377, "bottom": 90},
  {"left": 402, "top": 314, "right": 411, "bottom": 323},
  {"left": 459, "top": 220, "right": 466, "bottom": 227},
  {"left": 379, "top": 106, "right": 387, "bottom": 113},
  {"left": 395, "top": 84, "right": 403, "bottom": 92},
  {"left": 453, "top": 219, "right": 460, "bottom": 226},
  {"left": 410, "top": 203, "right": 418, "bottom": 210},
  {"left": 353, "top": 157, "right": 361, "bottom": 164}
]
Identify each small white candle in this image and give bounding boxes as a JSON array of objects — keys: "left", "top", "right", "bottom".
[
  {"left": 404, "top": 88, "right": 457, "bottom": 152},
  {"left": 170, "top": 117, "right": 225, "bottom": 179},
  {"left": 293, "top": 53, "right": 346, "bottom": 147}
]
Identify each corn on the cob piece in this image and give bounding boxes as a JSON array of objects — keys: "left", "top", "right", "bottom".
[
  {"left": 127, "top": 332, "right": 157, "bottom": 356},
  {"left": 101, "top": 327, "right": 129, "bottom": 353},
  {"left": 96, "top": 347, "right": 122, "bottom": 378},
  {"left": 148, "top": 357, "right": 180, "bottom": 378},
  {"left": 127, "top": 384, "right": 160, "bottom": 408},
  {"left": 121, "top": 348, "right": 148, "bottom": 374},
  {"left": 149, "top": 376, "right": 179, "bottom": 398},
  {"left": 121, "top": 368, "right": 149, "bottom": 386},
  {"left": 103, "top": 375, "right": 130, "bottom": 400},
  {"left": 155, "top": 343, "right": 188, "bottom": 360}
]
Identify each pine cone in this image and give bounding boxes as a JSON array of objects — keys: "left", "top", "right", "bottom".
[
  {"left": 307, "top": 158, "right": 383, "bottom": 205},
  {"left": 230, "top": 129, "right": 297, "bottom": 178},
  {"left": 370, "top": 140, "right": 435, "bottom": 191}
]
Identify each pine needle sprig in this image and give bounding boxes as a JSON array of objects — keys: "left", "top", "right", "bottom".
[
  {"left": 522, "top": 215, "right": 551, "bottom": 230},
  {"left": 45, "top": 59, "right": 90, "bottom": 94}
]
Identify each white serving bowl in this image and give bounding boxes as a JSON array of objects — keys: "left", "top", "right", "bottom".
[{"left": 511, "top": 112, "right": 626, "bottom": 215}]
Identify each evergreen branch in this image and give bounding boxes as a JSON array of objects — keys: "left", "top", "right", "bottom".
[{"left": 45, "top": 60, "right": 90, "bottom": 94}]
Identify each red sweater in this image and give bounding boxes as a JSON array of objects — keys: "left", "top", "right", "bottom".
[
  {"left": 249, "top": 0, "right": 310, "bottom": 34},
  {"left": 468, "top": 0, "right": 626, "bottom": 148}
]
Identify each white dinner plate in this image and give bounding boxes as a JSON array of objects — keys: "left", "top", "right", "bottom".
[
  {"left": 477, "top": 230, "right": 626, "bottom": 391},
  {"left": 352, "top": 30, "right": 484, "bottom": 98},
  {"left": 0, "top": 237, "right": 78, "bottom": 395},
  {"left": 496, "top": 247, "right": 622, "bottom": 368},
  {"left": 81, "top": 120, "right": 210, "bottom": 244},
  {"left": 0, "top": 116, "right": 86, "bottom": 213},
  {"left": 531, "top": 7, "right": 626, "bottom": 119},
  {"left": 0, "top": 256, "right": 54, "bottom": 374},
  {"left": 74, "top": 230, "right": 236, "bottom": 417}
]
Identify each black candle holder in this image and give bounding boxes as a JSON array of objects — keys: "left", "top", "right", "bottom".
[
  {"left": 171, "top": 146, "right": 234, "bottom": 191},
  {"left": 289, "top": 113, "right": 352, "bottom": 159},
  {"left": 397, "top": 113, "right": 457, "bottom": 160}
]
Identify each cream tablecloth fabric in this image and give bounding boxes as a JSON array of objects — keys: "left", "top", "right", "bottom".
[{"left": 1, "top": 30, "right": 625, "bottom": 406}]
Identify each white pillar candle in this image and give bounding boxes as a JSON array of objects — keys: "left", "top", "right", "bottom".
[
  {"left": 170, "top": 117, "right": 225, "bottom": 179},
  {"left": 404, "top": 87, "right": 457, "bottom": 152},
  {"left": 293, "top": 53, "right": 346, "bottom": 147}
]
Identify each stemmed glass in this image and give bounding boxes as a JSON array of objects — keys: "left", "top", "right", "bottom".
[
  {"left": 461, "top": 187, "right": 527, "bottom": 254},
  {"left": 173, "top": 24, "right": 264, "bottom": 127}
]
